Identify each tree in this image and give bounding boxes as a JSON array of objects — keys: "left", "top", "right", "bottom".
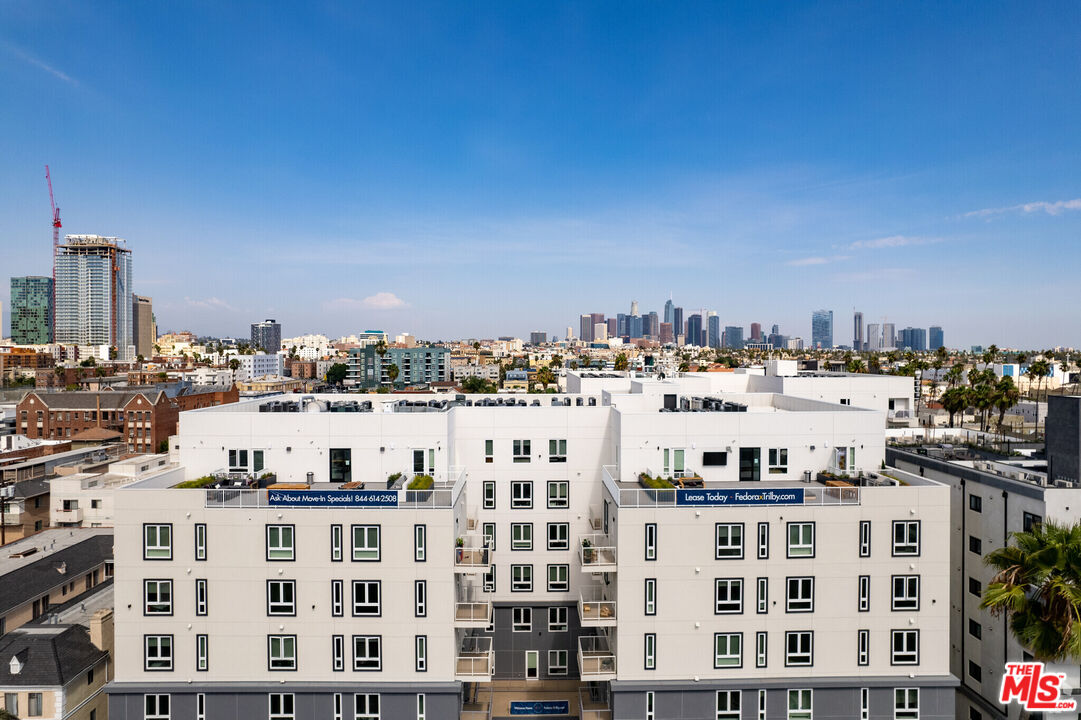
[
  {"left": 614, "top": 353, "right": 628, "bottom": 371},
  {"left": 549, "top": 354, "right": 563, "bottom": 369},
  {"left": 228, "top": 358, "right": 241, "bottom": 373},
  {"left": 994, "top": 376, "right": 1020, "bottom": 440},
  {"left": 940, "top": 386, "right": 969, "bottom": 428},
  {"left": 326, "top": 363, "right": 348, "bottom": 386},
  {"left": 461, "top": 375, "right": 497, "bottom": 393},
  {"left": 386, "top": 363, "right": 400, "bottom": 387},
  {"left": 472, "top": 341, "right": 481, "bottom": 351},
  {"left": 846, "top": 357, "right": 866, "bottom": 373},
  {"left": 536, "top": 366, "right": 555, "bottom": 391},
  {"left": 981, "top": 520, "right": 1081, "bottom": 661},
  {"left": 80, "top": 356, "right": 97, "bottom": 368}
]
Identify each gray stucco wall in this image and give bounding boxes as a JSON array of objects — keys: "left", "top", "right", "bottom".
[{"left": 488, "top": 602, "right": 582, "bottom": 679}]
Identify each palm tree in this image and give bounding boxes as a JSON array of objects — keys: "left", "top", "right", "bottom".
[
  {"left": 994, "top": 376, "right": 1020, "bottom": 440},
  {"left": 228, "top": 358, "right": 241, "bottom": 372},
  {"left": 614, "top": 353, "right": 628, "bottom": 372},
  {"left": 981, "top": 520, "right": 1081, "bottom": 661},
  {"left": 386, "top": 363, "right": 400, "bottom": 387},
  {"left": 535, "top": 366, "right": 555, "bottom": 391},
  {"left": 846, "top": 357, "right": 866, "bottom": 373}
]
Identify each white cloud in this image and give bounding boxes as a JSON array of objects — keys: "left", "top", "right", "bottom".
[
  {"left": 184, "top": 296, "right": 236, "bottom": 311},
  {"left": 848, "top": 235, "right": 941, "bottom": 250},
  {"left": 786, "top": 255, "right": 849, "bottom": 267},
  {"left": 963, "top": 198, "right": 1081, "bottom": 218},
  {"left": 3, "top": 43, "right": 79, "bottom": 86},
  {"left": 324, "top": 293, "right": 408, "bottom": 311}
]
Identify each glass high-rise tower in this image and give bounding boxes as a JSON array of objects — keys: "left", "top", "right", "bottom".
[
  {"left": 10, "top": 276, "right": 53, "bottom": 344},
  {"left": 54, "top": 235, "right": 133, "bottom": 359},
  {"left": 811, "top": 309, "right": 834, "bottom": 349}
]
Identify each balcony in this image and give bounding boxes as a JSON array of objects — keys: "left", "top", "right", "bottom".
[
  {"left": 456, "top": 636, "right": 494, "bottom": 681},
  {"left": 454, "top": 578, "right": 492, "bottom": 628},
  {"left": 588, "top": 505, "right": 604, "bottom": 532},
  {"left": 55, "top": 508, "right": 83, "bottom": 524},
  {"left": 455, "top": 533, "right": 493, "bottom": 573},
  {"left": 578, "top": 634, "right": 616, "bottom": 679},
  {"left": 579, "top": 584, "right": 617, "bottom": 626},
  {"left": 578, "top": 534, "right": 616, "bottom": 572}
]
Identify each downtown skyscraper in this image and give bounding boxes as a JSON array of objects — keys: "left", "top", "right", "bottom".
[
  {"left": 811, "top": 309, "right": 834, "bottom": 349},
  {"left": 10, "top": 276, "right": 53, "bottom": 344},
  {"left": 54, "top": 235, "right": 133, "bottom": 359}
]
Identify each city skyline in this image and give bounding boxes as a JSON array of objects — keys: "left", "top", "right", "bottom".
[{"left": 2, "top": 3, "right": 1080, "bottom": 347}]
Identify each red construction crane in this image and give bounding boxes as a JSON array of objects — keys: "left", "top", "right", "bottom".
[{"left": 46, "top": 165, "right": 61, "bottom": 338}]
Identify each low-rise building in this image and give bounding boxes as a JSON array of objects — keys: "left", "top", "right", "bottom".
[
  {"left": 50, "top": 454, "right": 183, "bottom": 528},
  {"left": 346, "top": 345, "right": 449, "bottom": 388}
]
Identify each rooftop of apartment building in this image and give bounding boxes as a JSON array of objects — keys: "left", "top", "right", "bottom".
[
  {"left": 886, "top": 440, "right": 1055, "bottom": 495},
  {"left": 0, "top": 625, "right": 108, "bottom": 687},
  {"left": 0, "top": 529, "right": 113, "bottom": 616}
]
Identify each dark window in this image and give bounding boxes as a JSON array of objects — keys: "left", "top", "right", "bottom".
[
  {"left": 1023, "top": 512, "right": 1043, "bottom": 532},
  {"left": 969, "top": 536, "right": 982, "bottom": 555},
  {"left": 969, "top": 495, "right": 982, "bottom": 512},
  {"left": 739, "top": 447, "right": 761, "bottom": 482},
  {"left": 968, "top": 661, "right": 982, "bottom": 682},
  {"left": 968, "top": 577, "right": 982, "bottom": 597},
  {"left": 329, "top": 448, "right": 351, "bottom": 483},
  {"left": 703, "top": 451, "right": 727, "bottom": 466},
  {"left": 968, "top": 619, "right": 982, "bottom": 639}
]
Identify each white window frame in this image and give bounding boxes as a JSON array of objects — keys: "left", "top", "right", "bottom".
[
  {"left": 895, "top": 688, "right": 919, "bottom": 720},
  {"left": 144, "top": 635, "right": 173, "bottom": 671},
  {"left": 548, "top": 649, "right": 568, "bottom": 676},
  {"left": 861, "top": 687, "right": 869, "bottom": 720},
  {"left": 787, "top": 522, "right": 814, "bottom": 558},
  {"left": 645, "top": 578, "right": 657, "bottom": 615},
  {"left": 352, "top": 636, "right": 382, "bottom": 671},
  {"left": 197, "top": 693, "right": 205, "bottom": 720},
  {"left": 415, "top": 580, "right": 427, "bottom": 617},
  {"left": 785, "top": 631, "right": 813, "bottom": 667},
  {"left": 787, "top": 689, "right": 812, "bottom": 720},
  {"left": 714, "top": 632, "right": 742, "bottom": 668},
  {"left": 354, "top": 693, "right": 380, "bottom": 720},
  {"left": 715, "top": 578, "right": 743, "bottom": 614},
  {"left": 483, "top": 565, "right": 496, "bottom": 593},
  {"left": 892, "top": 575, "right": 920, "bottom": 611},
  {"left": 646, "top": 691, "right": 655, "bottom": 720},
  {"left": 333, "top": 693, "right": 343, "bottom": 720},
  {"left": 511, "top": 523, "right": 533, "bottom": 550},
  {"left": 417, "top": 693, "right": 426, "bottom": 720},
  {"left": 195, "top": 523, "right": 207, "bottom": 561},
  {"left": 352, "top": 580, "right": 381, "bottom": 617},
  {"left": 548, "top": 438, "right": 567, "bottom": 462},
  {"left": 858, "top": 629, "right": 869, "bottom": 666},
  {"left": 859, "top": 520, "right": 871, "bottom": 557},
  {"left": 512, "top": 607, "right": 532, "bottom": 632},
  {"left": 484, "top": 439, "right": 494, "bottom": 463},
  {"left": 548, "top": 522, "right": 569, "bottom": 550},
  {"left": 757, "top": 577, "right": 768, "bottom": 613},
  {"left": 645, "top": 523, "right": 657, "bottom": 560},
  {"left": 145, "top": 695, "right": 170, "bottom": 720},
  {"left": 715, "top": 523, "right": 744, "bottom": 559},
  {"left": 716, "top": 690, "right": 741, "bottom": 719},
  {"left": 268, "top": 580, "right": 296, "bottom": 616},
  {"left": 547, "top": 564, "right": 569, "bottom": 592},
  {"left": 195, "top": 578, "right": 208, "bottom": 616},
  {"left": 511, "top": 481, "right": 533, "bottom": 509},
  {"left": 644, "top": 633, "right": 656, "bottom": 670},
  {"left": 414, "top": 524, "right": 426, "bottom": 562},
  {"left": 415, "top": 635, "right": 427, "bottom": 672},
  {"left": 786, "top": 577, "right": 814, "bottom": 612},
  {"left": 483, "top": 522, "right": 497, "bottom": 551},
  {"left": 196, "top": 634, "right": 208, "bottom": 671},
  {"left": 757, "top": 522, "right": 769, "bottom": 559},
  {"left": 858, "top": 575, "right": 870, "bottom": 612},
  {"left": 512, "top": 439, "right": 531, "bottom": 463},
  {"left": 511, "top": 564, "right": 532, "bottom": 592},
  {"left": 891, "top": 629, "right": 919, "bottom": 665},
  {"left": 548, "top": 606, "right": 568, "bottom": 632},
  {"left": 331, "top": 579, "right": 344, "bottom": 617},
  {"left": 331, "top": 524, "right": 343, "bottom": 561},
  {"left": 144, "top": 579, "right": 172, "bottom": 615},
  {"left": 547, "top": 480, "right": 569, "bottom": 508},
  {"left": 333, "top": 635, "right": 344, "bottom": 671},
  {"left": 269, "top": 693, "right": 294, "bottom": 720},
  {"left": 892, "top": 520, "right": 920, "bottom": 556},
  {"left": 768, "top": 447, "right": 788, "bottom": 474},
  {"left": 758, "top": 689, "right": 767, "bottom": 720},
  {"left": 483, "top": 481, "right": 495, "bottom": 509},
  {"left": 352, "top": 525, "right": 380, "bottom": 561},
  {"left": 756, "top": 631, "right": 767, "bottom": 668},
  {"left": 267, "top": 525, "right": 294, "bottom": 561},
  {"left": 144, "top": 524, "right": 172, "bottom": 560},
  {"left": 268, "top": 635, "right": 297, "bottom": 671}
]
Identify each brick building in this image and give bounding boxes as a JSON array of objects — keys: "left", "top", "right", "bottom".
[
  {"left": 16, "top": 385, "right": 238, "bottom": 454},
  {"left": 0, "top": 347, "right": 54, "bottom": 382}
]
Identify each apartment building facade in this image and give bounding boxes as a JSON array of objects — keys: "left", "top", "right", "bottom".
[{"left": 107, "top": 377, "right": 954, "bottom": 719}]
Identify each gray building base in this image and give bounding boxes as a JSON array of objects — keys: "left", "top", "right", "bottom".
[
  {"left": 107, "top": 682, "right": 460, "bottom": 720},
  {"left": 611, "top": 676, "right": 958, "bottom": 720}
]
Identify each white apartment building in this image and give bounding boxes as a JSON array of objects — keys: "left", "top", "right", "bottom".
[
  {"left": 233, "top": 353, "right": 286, "bottom": 382},
  {"left": 50, "top": 453, "right": 184, "bottom": 528},
  {"left": 106, "top": 375, "right": 955, "bottom": 720}
]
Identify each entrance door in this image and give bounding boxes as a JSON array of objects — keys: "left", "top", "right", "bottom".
[
  {"left": 525, "top": 650, "right": 539, "bottom": 679},
  {"left": 739, "top": 447, "right": 760, "bottom": 482}
]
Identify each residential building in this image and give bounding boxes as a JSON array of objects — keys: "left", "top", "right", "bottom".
[
  {"left": 1, "top": 480, "right": 50, "bottom": 545},
  {"left": 10, "top": 276, "right": 53, "bottom": 345},
  {"left": 237, "top": 375, "right": 306, "bottom": 395},
  {"left": 811, "top": 309, "right": 833, "bottom": 349},
  {"left": 234, "top": 353, "right": 286, "bottom": 382},
  {"left": 1048, "top": 395, "right": 1081, "bottom": 485},
  {"left": 107, "top": 373, "right": 954, "bottom": 719},
  {"left": 529, "top": 332, "right": 548, "bottom": 345},
  {"left": 50, "top": 454, "right": 182, "bottom": 528},
  {"left": 853, "top": 311, "right": 864, "bottom": 351},
  {"left": 886, "top": 442, "right": 1080, "bottom": 720},
  {"left": 929, "top": 326, "right": 944, "bottom": 351},
  {"left": 132, "top": 295, "right": 154, "bottom": 358},
  {"left": 54, "top": 236, "right": 134, "bottom": 361},
  {"left": 250, "top": 319, "right": 282, "bottom": 353},
  {"left": 346, "top": 345, "right": 449, "bottom": 389},
  {"left": 0, "top": 529, "right": 113, "bottom": 632},
  {"left": 451, "top": 364, "right": 500, "bottom": 383},
  {"left": 723, "top": 325, "right": 743, "bottom": 350}
]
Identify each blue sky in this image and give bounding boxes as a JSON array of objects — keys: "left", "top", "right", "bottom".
[{"left": 2, "top": 2, "right": 1080, "bottom": 348}]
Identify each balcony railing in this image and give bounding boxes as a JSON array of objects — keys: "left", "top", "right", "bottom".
[
  {"left": 579, "top": 688, "right": 613, "bottom": 720},
  {"left": 579, "top": 584, "right": 616, "bottom": 625},
  {"left": 579, "top": 534, "right": 617, "bottom": 571},
  {"left": 55, "top": 508, "right": 83, "bottom": 524},
  {"left": 456, "top": 636, "right": 494, "bottom": 681},
  {"left": 455, "top": 533, "right": 493, "bottom": 572},
  {"left": 578, "top": 635, "right": 616, "bottom": 679}
]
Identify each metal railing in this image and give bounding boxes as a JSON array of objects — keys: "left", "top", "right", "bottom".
[
  {"left": 455, "top": 534, "right": 493, "bottom": 570},
  {"left": 456, "top": 636, "right": 494, "bottom": 679},
  {"left": 579, "top": 534, "right": 617, "bottom": 569},
  {"left": 579, "top": 584, "right": 616, "bottom": 623},
  {"left": 578, "top": 635, "right": 616, "bottom": 677},
  {"left": 579, "top": 688, "right": 613, "bottom": 720}
]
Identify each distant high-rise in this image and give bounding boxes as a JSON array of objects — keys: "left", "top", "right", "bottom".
[
  {"left": 630, "top": 300, "right": 639, "bottom": 317},
  {"left": 659, "top": 322, "right": 674, "bottom": 344},
  {"left": 54, "top": 235, "right": 133, "bottom": 359},
  {"left": 882, "top": 323, "right": 896, "bottom": 349},
  {"left": 647, "top": 311, "right": 659, "bottom": 338},
  {"left": 590, "top": 313, "right": 605, "bottom": 340},
  {"left": 628, "top": 315, "right": 643, "bottom": 339},
  {"left": 133, "top": 295, "right": 154, "bottom": 358},
  {"left": 811, "top": 309, "right": 834, "bottom": 349},
  {"left": 663, "top": 299, "right": 675, "bottom": 326},
  {"left": 251, "top": 319, "right": 282, "bottom": 353},
  {"left": 616, "top": 313, "right": 628, "bottom": 338},
  {"left": 898, "top": 327, "right": 927, "bottom": 352},
  {"left": 566, "top": 326, "right": 574, "bottom": 341},
  {"left": 929, "top": 326, "right": 944, "bottom": 351},
  {"left": 707, "top": 314, "right": 721, "bottom": 349},
  {"left": 723, "top": 326, "right": 744, "bottom": 349},
  {"left": 593, "top": 323, "right": 608, "bottom": 342},
  {"left": 10, "top": 276, "right": 53, "bottom": 344},
  {"left": 529, "top": 331, "right": 547, "bottom": 345},
  {"left": 750, "top": 323, "right": 762, "bottom": 342},
  {"left": 866, "top": 323, "right": 882, "bottom": 351},
  {"left": 853, "top": 311, "right": 864, "bottom": 351},
  {"left": 673, "top": 307, "right": 684, "bottom": 341},
  {"left": 579, "top": 315, "right": 593, "bottom": 343},
  {"left": 606, "top": 318, "right": 618, "bottom": 338},
  {"left": 686, "top": 314, "right": 703, "bottom": 346}
]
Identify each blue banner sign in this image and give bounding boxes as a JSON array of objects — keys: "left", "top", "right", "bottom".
[
  {"left": 267, "top": 490, "right": 399, "bottom": 508},
  {"left": 509, "top": 700, "right": 570, "bottom": 715},
  {"left": 676, "top": 487, "right": 804, "bottom": 506}
]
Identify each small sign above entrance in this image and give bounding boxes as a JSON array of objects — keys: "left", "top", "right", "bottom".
[{"left": 509, "top": 700, "right": 571, "bottom": 715}]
